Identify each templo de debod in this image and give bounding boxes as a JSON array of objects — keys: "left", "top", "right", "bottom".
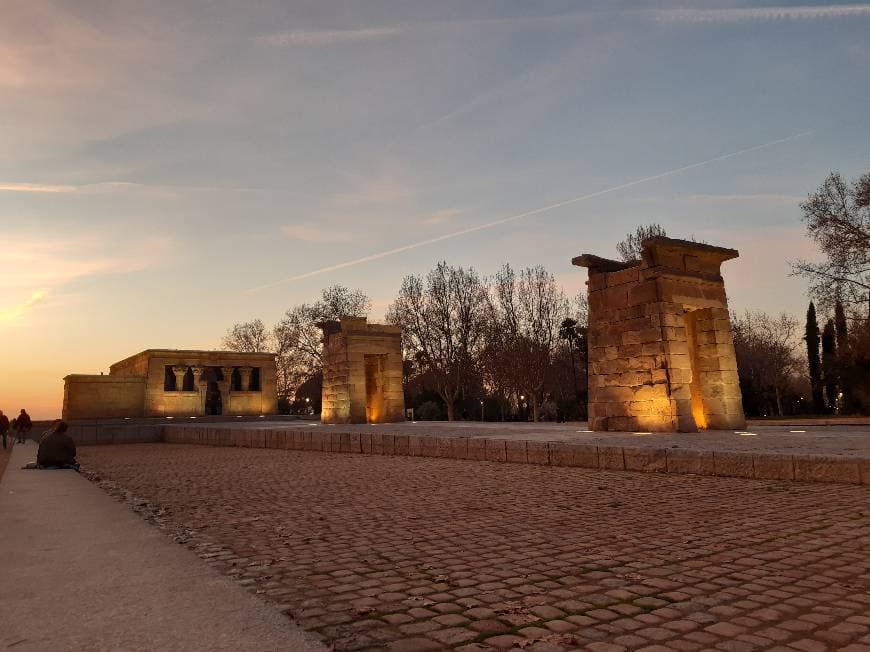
[
  {"left": 320, "top": 317, "right": 405, "bottom": 424},
  {"left": 62, "top": 349, "right": 278, "bottom": 420},
  {"left": 574, "top": 236, "right": 746, "bottom": 433}
]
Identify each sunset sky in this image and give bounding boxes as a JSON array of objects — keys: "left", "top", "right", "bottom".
[{"left": 2, "top": 1, "right": 869, "bottom": 418}]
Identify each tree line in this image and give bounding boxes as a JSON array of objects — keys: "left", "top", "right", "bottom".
[{"left": 224, "top": 265, "right": 588, "bottom": 421}]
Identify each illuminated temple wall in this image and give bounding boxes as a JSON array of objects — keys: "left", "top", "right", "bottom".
[
  {"left": 62, "top": 349, "right": 278, "bottom": 420},
  {"left": 320, "top": 317, "right": 405, "bottom": 424},
  {"left": 574, "top": 237, "right": 746, "bottom": 432}
]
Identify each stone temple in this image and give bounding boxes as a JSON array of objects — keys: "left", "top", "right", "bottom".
[
  {"left": 573, "top": 237, "right": 746, "bottom": 432},
  {"left": 319, "top": 317, "right": 405, "bottom": 424},
  {"left": 63, "top": 349, "right": 278, "bottom": 420}
]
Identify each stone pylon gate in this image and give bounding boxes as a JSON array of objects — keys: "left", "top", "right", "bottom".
[
  {"left": 573, "top": 237, "right": 746, "bottom": 432},
  {"left": 319, "top": 317, "right": 405, "bottom": 424}
]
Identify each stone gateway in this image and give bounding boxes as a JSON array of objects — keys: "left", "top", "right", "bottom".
[
  {"left": 63, "top": 349, "right": 278, "bottom": 420},
  {"left": 574, "top": 237, "right": 746, "bottom": 432},
  {"left": 319, "top": 317, "right": 405, "bottom": 424}
]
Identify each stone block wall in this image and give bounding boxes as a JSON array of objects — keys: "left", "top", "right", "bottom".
[
  {"left": 575, "top": 237, "right": 745, "bottom": 432},
  {"left": 62, "top": 375, "right": 146, "bottom": 420},
  {"left": 320, "top": 317, "right": 405, "bottom": 424}
]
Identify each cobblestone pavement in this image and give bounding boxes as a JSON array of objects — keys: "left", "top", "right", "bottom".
[
  {"left": 79, "top": 444, "right": 870, "bottom": 652},
  {"left": 186, "top": 420, "right": 870, "bottom": 458}
]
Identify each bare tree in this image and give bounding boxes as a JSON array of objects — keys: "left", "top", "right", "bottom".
[
  {"left": 792, "top": 171, "right": 870, "bottom": 315},
  {"left": 272, "top": 285, "right": 370, "bottom": 398},
  {"left": 489, "top": 265, "right": 569, "bottom": 421},
  {"left": 387, "top": 262, "right": 488, "bottom": 421},
  {"left": 732, "top": 310, "right": 802, "bottom": 416},
  {"left": 223, "top": 286, "right": 370, "bottom": 403},
  {"left": 222, "top": 319, "right": 271, "bottom": 353},
  {"left": 616, "top": 223, "right": 667, "bottom": 262}
]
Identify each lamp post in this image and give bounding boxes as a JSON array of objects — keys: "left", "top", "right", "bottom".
[
  {"left": 305, "top": 396, "right": 311, "bottom": 415},
  {"left": 520, "top": 395, "right": 526, "bottom": 422},
  {"left": 479, "top": 399, "right": 484, "bottom": 422}
]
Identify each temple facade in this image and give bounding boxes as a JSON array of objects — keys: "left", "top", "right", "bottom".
[
  {"left": 62, "top": 349, "right": 278, "bottom": 420},
  {"left": 320, "top": 317, "right": 405, "bottom": 424},
  {"left": 574, "top": 237, "right": 746, "bottom": 432}
]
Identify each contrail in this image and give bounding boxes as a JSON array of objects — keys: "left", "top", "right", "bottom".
[{"left": 249, "top": 130, "right": 812, "bottom": 291}]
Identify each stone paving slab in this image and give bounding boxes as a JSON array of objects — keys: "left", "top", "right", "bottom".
[
  {"left": 78, "top": 444, "right": 870, "bottom": 651},
  {"left": 0, "top": 442, "right": 325, "bottom": 651},
  {"left": 160, "top": 421, "right": 870, "bottom": 486}
]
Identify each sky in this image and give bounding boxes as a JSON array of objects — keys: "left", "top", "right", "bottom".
[{"left": 1, "top": 1, "right": 869, "bottom": 418}]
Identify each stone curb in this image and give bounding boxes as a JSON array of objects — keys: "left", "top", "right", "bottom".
[{"left": 151, "top": 425, "right": 870, "bottom": 487}]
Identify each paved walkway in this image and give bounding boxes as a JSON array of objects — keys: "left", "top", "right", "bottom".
[
  {"left": 0, "top": 442, "right": 325, "bottom": 651},
  {"left": 79, "top": 444, "right": 870, "bottom": 652}
]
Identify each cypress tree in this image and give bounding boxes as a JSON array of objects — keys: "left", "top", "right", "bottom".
[
  {"left": 805, "top": 302, "right": 824, "bottom": 413},
  {"left": 822, "top": 319, "right": 838, "bottom": 413},
  {"left": 834, "top": 300, "right": 849, "bottom": 353},
  {"left": 834, "top": 300, "right": 852, "bottom": 411}
]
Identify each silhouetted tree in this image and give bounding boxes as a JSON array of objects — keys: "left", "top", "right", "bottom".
[
  {"left": 387, "top": 262, "right": 488, "bottom": 421},
  {"left": 488, "top": 264, "right": 569, "bottom": 421},
  {"left": 732, "top": 310, "right": 802, "bottom": 417},
  {"left": 224, "top": 285, "right": 370, "bottom": 404},
  {"left": 805, "top": 302, "right": 824, "bottom": 413},
  {"left": 222, "top": 319, "right": 270, "bottom": 353},
  {"left": 616, "top": 223, "right": 667, "bottom": 262},
  {"left": 272, "top": 285, "right": 370, "bottom": 398},
  {"left": 792, "top": 171, "right": 870, "bottom": 315}
]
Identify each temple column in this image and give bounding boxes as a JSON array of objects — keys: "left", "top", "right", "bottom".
[
  {"left": 172, "top": 365, "right": 187, "bottom": 391},
  {"left": 219, "top": 366, "right": 234, "bottom": 411},
  {"left": 239, "top": 366, "right": 253, "bottom": 391},
  {"left": 192, "top": 366, "right": 206, "bottom": 414}
]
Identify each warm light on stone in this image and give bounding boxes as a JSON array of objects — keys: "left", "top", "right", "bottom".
[
  {"left": 574, "top": 236, "right": 746, "bottom": 433},
  {"left": 62, "top": 349, "right": 278, "bottom": 420},
  {"left": 319, "top": 317, "right": 405, "bottom": 424}
]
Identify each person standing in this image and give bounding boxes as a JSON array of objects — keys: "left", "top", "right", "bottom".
[
  {"left": 16, "top": 409, "right": 32, "bottom": 443},
  {"left": 0, "top": 410, "right": 9, "bottom": 449}
]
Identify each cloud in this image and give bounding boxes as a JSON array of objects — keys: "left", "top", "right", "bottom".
[
  {"left": 0, "top": 233, "right": 175, "bottom": 303},
  {"left": 281, "top": 223, "right": 353, "bottom": 243},
  {"left": 0, "top": 290, "right": 47, "bottom": 323},
  {"left": 0, "top": 182, "right": 78, "bottom": 193},
  {"left": 0, "top": 179, "right": 285, "bottom": 196},
  {"left": 420, "top": 208, "right": 464, "bottom": 225},
  {"left": 256, "top": 27, "right": 401, "bottom": 48},
  {"left": 656, "top": 4, "right": 870, "bottom": 24}
]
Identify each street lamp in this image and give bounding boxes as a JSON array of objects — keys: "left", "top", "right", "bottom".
[
  {"left": 305, "top": 396, "right": 311, "bottom": 415},
  {"left": 479, "top": 399, "right": 484, "bottom": 422}
]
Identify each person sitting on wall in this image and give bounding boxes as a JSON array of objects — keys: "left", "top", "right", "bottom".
[
  {"left": 16, "top": 409, "right": 32, "bottom": 443},
  {"left": 22, "top": 421, "right": 79, "bottom": 471}
]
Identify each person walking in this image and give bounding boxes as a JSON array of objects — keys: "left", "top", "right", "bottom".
[
  {"left": 0, "top": 410, "right": 9, "bottom": 449},
  {"left": 16, "top": 409, "right": 32, "bottom": 444}
]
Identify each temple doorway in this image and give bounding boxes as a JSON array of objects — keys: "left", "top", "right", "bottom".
[
  {"left": 364, "top": 354, "right": 385, "bottom": 423},
  {"left": 684, "top": 309, "right": 708, "bottom": 430},
  {"left": 205, "top": 381, "right": 222, "bottom": 415}
]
